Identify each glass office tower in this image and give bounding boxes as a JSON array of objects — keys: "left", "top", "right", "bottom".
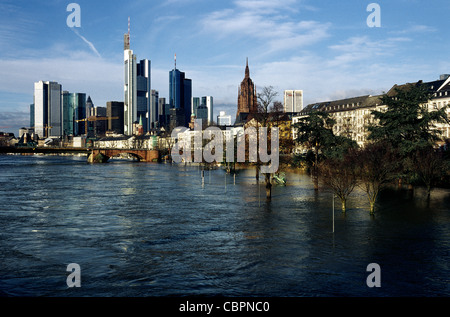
[
  {"left": 62, "top": 92, "right": 87, "bottom": 136},
  {"left": 169, "top": 63, "right": 192, "bottom": 127},
  {"left": 137, "top": 59, "right": 151, "bottom": 133},
  {"left": 33, "top": 81, "right": 62, "bottom": 138}
]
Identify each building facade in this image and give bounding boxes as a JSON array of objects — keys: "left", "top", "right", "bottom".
[
  {"left": 169, "top": 59, "right": 192, "bottom": 128},
  {"left": 284, "top": 90, "right": 303, "bottom": 113},
  {"left": 217, "top": 111, "right": 232, "bottom": 126},
  {"left": 150, "top": 89, "right": 159, "bottom": 130},
  {"left": 158, "top": 97, "right": 170, "bottom": 129},
  {"left": 33, "top": 80, "right": 62, "bottom": 138},
  {"left": 124, "top": 48, "right": 137, "bottom": 136},
  {"left": 191, "top": 97, "right": 200, "bottom": 117},
  {"left": 137, "top": 59, "right": 151, "bottom": 133},
  {"left": 107, "top": 101, "right": 125, "bottom": 135},
  {"left": 292, "top": 74, "right": 450, "bottom": 150},
  {"left": 124, "top": 24, "right": 137, "bottom": 136},
  {"left": 62, "top": 91, "right": 86, "bottom": 137},
  {"left": 201, "top": 96, "right": 214, "bottom": 125},
  {"left": 196, "top": 105, "right": 208, "bottom": 126}
]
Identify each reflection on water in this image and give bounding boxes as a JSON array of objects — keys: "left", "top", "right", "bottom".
[{"left": 0, "top": 155, "right": 449, "bottom": 297}]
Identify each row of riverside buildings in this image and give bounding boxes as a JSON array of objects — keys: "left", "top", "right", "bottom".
[{"left": 292, "top": 74, "right": 450, "bottom": 150}]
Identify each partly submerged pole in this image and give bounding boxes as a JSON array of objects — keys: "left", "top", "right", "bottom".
[{"left": 332, "top": 194, "right": 335, "bottom": 233}]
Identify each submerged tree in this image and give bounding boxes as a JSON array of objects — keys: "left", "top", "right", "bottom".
[
  {"left": 411, "top": 146, "right": 445, "bottom": 198},
  {"left": 318, "top": 153, "right": 358, "bottom": 213},
  {"left": 294, "top": 111, "right": 336, "bottom": 190},
  {"left": 255, "top": 85, "right": 279, "bottom": 201},
  {"left": 356, "top": 141, "right": 399, "bottom": 215}
]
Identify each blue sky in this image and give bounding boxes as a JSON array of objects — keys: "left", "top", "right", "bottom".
[{"left": 1, "top": 0, "right": 449, "bottom": 136}]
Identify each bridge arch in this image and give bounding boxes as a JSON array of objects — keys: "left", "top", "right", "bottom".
[
  {"left": 89, "top": 148, "right": 160, "bottom": 163},
  {"left": 110, "top": 151, "right": 144, "bottom": 161}
]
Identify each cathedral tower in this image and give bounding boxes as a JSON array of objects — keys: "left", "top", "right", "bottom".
[{"left": 237, "top": 58, "right": 257, "bottom": 118}]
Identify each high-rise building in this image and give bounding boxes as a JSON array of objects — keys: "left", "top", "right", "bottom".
[
  {"left": 150, "top": 89, "right": 159, "bottom": 130},
  {"left": 86, "top": 96, "right": 94, "bottom": 118},
  {"left": 137, "top": 59, "right": 151, "bottom": 133},
  {"left": 169, "top": 55, "right": 192, "bottom": 128},
  {"left": 183, "top": 78, "right": 192, "bottom": 126},
  {"left": 201, "top": 96, "right": 214, "bottom": 125},
  {"left": 196, "top": 105, "right": 208, "bottom": 126},
  {"left": 33, "top": 80, "right": 62, "bottom": 138},
  {"left": 217, "top": 111, "right": 232, "bottom": 126},
  {"left": 237, "top": 58, "right": 257, "bottom": 118},
  {"left": 124, "top": 21, "right": 137, "bottom": 136},
  {"left": 158, "top": 97, "right": 170, "bottom": 129},
  {"left": 107, "top": 101, "right": 124, "bottom": 134},
  {"left": 90, "top": 106, "right": 108, "bottom": 137},
  {"left": 62, "top": 91, "right": 86, "bottom": 136},
  {"left": 29, "top": 104, "right": 34, "bottom": 130},
  {"left": 191, "top": 97, "right": 200, "bottom": 117},
  {"left": 284, "top": 90, "right": 303, "bottom": 113}
]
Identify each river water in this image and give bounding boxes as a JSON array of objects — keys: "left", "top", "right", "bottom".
[{"left": 0, "top": 154, "right": 448, "bottom": 297}]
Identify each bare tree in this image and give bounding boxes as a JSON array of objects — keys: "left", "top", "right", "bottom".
[
  {"left": 255, "top": 86, "right": 279, "bottom": 201},
  {"left": 411, "top": 147, "right": 445, "bottom": 198},
  {"left": 356, "top": 142, "right": 399, "bottom": 214},
  {"left": 319, "top": 154, "right": 358, "bottom": 213}
]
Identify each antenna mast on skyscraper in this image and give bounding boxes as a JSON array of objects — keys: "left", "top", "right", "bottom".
[
  {"left": 128, "top": 17, "right": 130, "bottom": 37},
  {"left": 175, "top": 53, "right": 177, "bottom": 70}
]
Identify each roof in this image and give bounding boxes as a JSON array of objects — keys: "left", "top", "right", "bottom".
[
  {"left": 301, "top": 94, "right": 383, "bottom": 115},
  {"left": 234, "top": 112, "right": 250, "bottom": 126}
]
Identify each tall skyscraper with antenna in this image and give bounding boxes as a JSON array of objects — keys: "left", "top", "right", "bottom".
[
  {"left": 124, "top": 17, "right": 137, "bottom": 135},
  {"left": 169, "top": 54, "right": 192, "bottom": 128}
]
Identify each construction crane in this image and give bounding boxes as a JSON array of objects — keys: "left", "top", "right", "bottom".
[
  {"left": 76, "top": 116, "right": 119, "bottom": 136},
  {"left": 30, "top": 125, "right": 53, "bottom": 138}
]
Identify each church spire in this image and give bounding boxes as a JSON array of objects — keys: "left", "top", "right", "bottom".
[{"left": 245, "top": 57, "right": 249, "bottom": 78}]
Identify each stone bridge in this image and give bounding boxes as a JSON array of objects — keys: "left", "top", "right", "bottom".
[{"left": 89, "top": 148, "right": 160, "bottom": 163}]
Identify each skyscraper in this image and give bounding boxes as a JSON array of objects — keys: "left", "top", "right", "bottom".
[
  {"left": 62, "top": 91, "right": 86, "bottom": 136},
  {"left": 284, "top": 90, "right": 303, "bottom": 113},
  {"left": 107, "top": 101, "right": 124, "bottom": 134},
  {"left": 150, "top": 89, "right": 159, "bottom": 130},
  {"left": 196, "top": 105, "right": 208, "bottom": 126},
  {"left": 201, "top": 96, "right": 214, "bottom": 125},
  {"left": 183, "top": 78, "right": 192, "bottom": 126},
  {"left": 124, "top": 20, "right": 137, "bottom": 136},
  {"left": 33, "top": 80, "right": 62, "bottom": 138},
  {"left": 86, "top": 96, "right": 94, "bottom": 119},
  {"left": 137, "top": 59, "right": 151, "bottom": 133},
  {"left": 237, "top": 58, "right": 257, "bottom": 118},
  {"left": 169, "top": 55, "right": 192, "bottom": 128},
  {"left": 158, "top": 97, "right": 170, "bottom": 129},
  {"left": 29, "top": 104, "right": 34, "bottom": 130},
  {"left": 191, "top": 97, "right": 200, "bottom": 117}
]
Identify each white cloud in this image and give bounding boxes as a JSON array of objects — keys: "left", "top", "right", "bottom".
[
  {"left": 234, "top": 0, "right": 297, "bottom": 13},
  {"left": 199, "top": 1, "right": 331, "bottom": 56},
  {"left": 327, "top": 36, "right": 411, "bottom": 68},
  {"left": 390, "top": 24, "right": 437, "bottom": 35}
]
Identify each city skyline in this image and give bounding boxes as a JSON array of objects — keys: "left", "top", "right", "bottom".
[{"left": 1, "top": 0, "right": 450, "bottom": 136}]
